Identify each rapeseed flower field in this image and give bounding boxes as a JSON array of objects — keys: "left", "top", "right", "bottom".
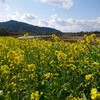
[{"left": 0, "top": 34, "right": 100, "bottom": 100}]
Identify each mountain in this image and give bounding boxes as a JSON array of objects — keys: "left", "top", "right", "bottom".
[{"left": 0, "top": 20, "right": 62, "bottom": 35}]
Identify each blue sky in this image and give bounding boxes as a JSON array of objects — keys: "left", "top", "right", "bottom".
[{"left": 0, "top": 0, "right": 100, "bottom": 32}]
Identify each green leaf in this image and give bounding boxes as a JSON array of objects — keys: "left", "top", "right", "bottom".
[
  {"left": 82, "top": 92, "right": 87, "bottom": 100},
  {"left": 5, "top": 91, "right": 11, "bottom": 100}
]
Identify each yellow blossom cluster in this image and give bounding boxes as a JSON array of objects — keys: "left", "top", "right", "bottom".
[
  {"left": 0, "top": 34, "right": 100, "bottom": 100},
  {"left": 7, "top": 49, "right": 24, "bottom": 65},
  {"left": 30, "top": 91, "right": 43, "bottom": 100},
  {"left": 44, "top": 72, "right": 53, "bottom": 79},
  {"left": 55, "top": 50, "right": 68, "bottom": 61},
  {"left": 91, "top": 88, "right": 100, "bottom": 100},
  {"left": 85, "top": 74, "right": 93, "bottom": 81},
  {"left": 27, "top": 64, "right": 36, "bottom": 71}
]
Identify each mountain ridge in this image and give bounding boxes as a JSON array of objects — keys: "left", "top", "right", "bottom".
[{"left": 0, "top": 20, "right": 62, "bottom": 35}]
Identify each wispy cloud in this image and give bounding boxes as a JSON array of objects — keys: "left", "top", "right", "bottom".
[{"left": 40, "top": 0, "right": 73, "bottom": 9}]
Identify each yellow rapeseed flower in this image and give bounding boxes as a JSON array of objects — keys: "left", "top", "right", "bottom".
[
  {"left": 10, "top": 82, "right": 16, "bottom": 87},
  {"left": 7, "top": 49, "right": 24, "bottom": 65},
  {"left": 57, "top": 52, "right": 67, "bottom": 61},
  {"left": 31, "top": 91, "right": 39, "bottom": 100},
  {"left": 27, "top": 64, "right": 36, "bottom": 71},
  {"left": 92, "top": 62, "right": 99, "bottom": 67},
  {"left": 91, "top": 94, "right": 97, "bottom": 100},
  {"left": 66, "top": 64, "right": 76, "bottom": 70},
  {"left": 91, "top": 88, "right": 98, "bottom": 100},
  {"left": 44, "top": 72, "right": 53, "bottom": 79},
  {"left": 23, "top": 33, "right": 29, "bottom": 38},
  {"left": 85, "top": 74, "right": 93, "bottom": 81},
  {"left": 41, "top": 81, "right": 44, "bottom": 85},
  {"left": 49, "top": 60, "right": 55, "bottom": 65},
  {"left": 30, "top": 91, "right": 43, "bottom": 100},
  {"left": 91, "top": 88, "right": 97, "bottom": 95}
]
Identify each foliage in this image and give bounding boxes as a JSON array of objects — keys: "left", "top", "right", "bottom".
[
  {"left": 0, "top": 29, "right": 10, "bottom": 36},
  {"left": 0, "top": 34, "right": 100, "bottom": 100}
]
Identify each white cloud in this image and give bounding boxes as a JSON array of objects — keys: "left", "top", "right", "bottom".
[
  {"left": 20, "top": 14, "right": 38, "bottom": 22},
  {"left": 96, "top": 17, "right": 100, "bottom": 23},
  {"left": 39, "top": 20, "right": 49, "bottom": 26},
  {"left": 4, "top": 12, "right": 100, "bottom": 32},
  {"left": 48, "top": 15, "right": 100, "bottom": 32},
  {"left": 7, "top": 11, "right": 21, "bottom": 20},
  {"left": 40, "top": 14, "right": 100, "bottom": 32},
  {"left": 7, "top": 11, "right": 48, "bottom": 27},
  {"left": 40, "top": 0, "right": 73, "bottom": 9}
]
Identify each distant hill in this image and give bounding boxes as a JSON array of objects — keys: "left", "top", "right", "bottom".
[{"left": 0, "top": 20, "right": 62, "bottom": 35}]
